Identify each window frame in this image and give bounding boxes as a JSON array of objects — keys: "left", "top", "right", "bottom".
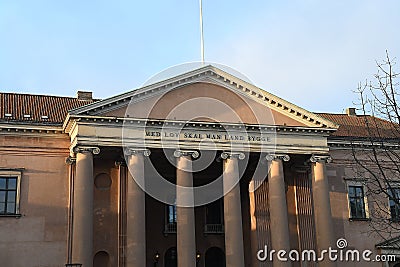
[
  {"left": 164, "top": 195, "right": 177, "bottom": 235},
  {"left": 387, "top": 183, "right": 400, "bottom": 222},
  {"left": 205, "top": 199, "right": 224, "bottom": 225},
  {"left": 167, "top": 203, "right": 177, "bottom": 224},
  {"left": 0, "top": 170, "right": 22, "bottom": 217},
  {"left": 346, "top": 180, "right": 369, "bottom": 221},
  {"left": 204, "top": 199, "right": 224, "bottom": 234}
]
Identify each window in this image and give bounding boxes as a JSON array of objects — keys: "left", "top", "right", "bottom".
[
  {"left": 0, "top": 171, "right": 22, "bottom": 216},
  {"left": 388, "top": 187, "right": 400, "bottom": 221},
  {"left": 164, "top": 199, "right": 177, "bottom": 234},
  {"left": 348, "top": 185, "right": 367, "bottom": 219},
  {"left": 167, "top": 204, "right": 177, "bottom": 224},
  {"left": 205, "top": 199, "right": 224, "bottom": 234},
  {"left": 205, "top": 200, "right": 223, "bottom": 224}
]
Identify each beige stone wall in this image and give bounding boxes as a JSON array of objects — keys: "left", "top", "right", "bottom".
[
  {"left": 0, "top": 133, "right": 70, "bottom": 267},
  {"left": 328, "top": 148, "right": 389, "bottom": 267},
  {"left": 92, "top": 157, "right": 119, "bottom": 267}
]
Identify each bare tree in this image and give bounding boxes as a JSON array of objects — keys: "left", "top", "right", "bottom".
[{"left": 351, "top": 51, "right": 400, "bottom": 244}]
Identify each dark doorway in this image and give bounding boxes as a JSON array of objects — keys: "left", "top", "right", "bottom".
[
  {"left": 205, "top": 247, "right": 225, "bottom": 267},
  {"left": 165, "top": 247, "right": 177, "bottom": 267},
  {"left": 93, "top": 251, "right": 110, "bottom": 267}
]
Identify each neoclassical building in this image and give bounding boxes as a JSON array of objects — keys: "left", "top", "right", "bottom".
[{"left": 0, "top": 66, "right": 398, "bottom": 267}]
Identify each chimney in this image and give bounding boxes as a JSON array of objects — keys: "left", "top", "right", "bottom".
[
  {"left": 77, "top": 91, "right": 93, "bottom": 101},
  {"left": 345, "top": 107, "right": 357, "bottom": 116}
]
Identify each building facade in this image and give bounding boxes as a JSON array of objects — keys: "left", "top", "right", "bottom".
[{"left": 0, "top": 66, "right": 399, "bottom": 267}]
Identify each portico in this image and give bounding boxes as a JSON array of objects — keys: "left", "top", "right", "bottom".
[{"left": 63, "top": 65, "right": 339, "bottom": 267}]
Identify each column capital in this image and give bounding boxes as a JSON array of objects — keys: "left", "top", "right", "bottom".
[
  {"left": 265, "top": 153, "right": 290, "bottom": 162},
  {"left": 310, "top": 155, "right": 332, "bottom": 163},
  {"left": 66, "top": 156, "right": 76, "bottom": 165},
  {"left": 115, "top": 159, "right": 126, "bottom": 167},
  {"left": 220, "top": 151, "right": 245, "bottom": 160},
  {"left": 73, "top": 146, "right": 100, "bottom": 155},
  {"left": 124, "top": 148, "right": 151, "bottom": 157},
  {"left": 174, "top": 150, "right": 199, "bottom": 159}
]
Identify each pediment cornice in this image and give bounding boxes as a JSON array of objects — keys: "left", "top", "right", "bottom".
[{"left": 66, "top": 65, "right": 338, "bottom": 130}]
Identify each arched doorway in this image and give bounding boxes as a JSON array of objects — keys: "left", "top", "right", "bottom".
[
  {"left": 165, "top": 247, "right": 177, "bottom": 267},
  {"left": 205, "top": 247, "right": 225, "bottom": 267},
  {"left": 93, "top": 251, "right": 110, "bottom": 267}
]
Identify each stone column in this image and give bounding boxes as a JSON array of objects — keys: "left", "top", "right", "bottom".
[
  {"left": 174, "top": 150, "right": 198, "bottom": 267},
  {"left": 266, "top": 154, "right": 291, "bottom": 267},
  {"left": 221, "top": 152, "right": 245, "bottom": 267},
  {"left": 115, "top": 159, "right": 127, "bottom": 267},
  {"left": 310, "top": 155, "right": 336, "bottom": 267},
  {"left": 249, "top": 180, "right": 258, "bottom": 267},
  {"left": 72, "top": 146, "right": 100, "bottom": 267},
  {"left": 126, "top": 148, "right": 150, "bottom": 267},
  {"left": 66, "top": 156, "right": 76, "bottom": 265}
]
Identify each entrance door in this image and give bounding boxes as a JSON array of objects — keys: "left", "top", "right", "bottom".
[
  {"left": 205, "top": 247, "right": 225, "bottom": 267},
  {"left": 165, "top": 247, "right": 177, "bottom": 267}
]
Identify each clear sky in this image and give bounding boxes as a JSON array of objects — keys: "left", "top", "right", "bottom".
[{"left": 1, "top": 0, "right": 399, "bottom": 113}]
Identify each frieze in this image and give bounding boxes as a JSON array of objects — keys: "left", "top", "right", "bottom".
[{"left": 144, "top": 130, "right": 272, "bottom": 143}]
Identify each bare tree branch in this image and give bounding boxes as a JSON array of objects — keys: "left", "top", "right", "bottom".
[{"left": 351, "top": 52, "right": 400, "bottom": 246}]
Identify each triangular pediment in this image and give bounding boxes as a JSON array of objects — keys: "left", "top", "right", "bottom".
[{"left": 68, "top": 65, "right": 338, "bottom": 129}]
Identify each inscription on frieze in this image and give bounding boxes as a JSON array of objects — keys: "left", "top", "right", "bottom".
[{"left": 145, "top": 130, "right": 271, "bottom": 143}]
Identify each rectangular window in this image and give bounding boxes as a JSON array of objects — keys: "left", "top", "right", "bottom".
[
  {"left": 167, "top": 204, "right": 177, "bottom": 224},
  {"left": 388, "top": 187, "right": 400, "bottom": 221},
  {"left": 205, "top": 199, "right": 223, "bottom": 224},
  {"left": 0, "top": 171, "right": 21, "bottom": 216},
  {"left": 204, "top": 199, "right": 224, "bottom": 234},
  {"left": 348, "top": 185, "right": 366, "bottom": 219},
  {"left": 164, "top": 200, "right": 177, "bottom": 234}
]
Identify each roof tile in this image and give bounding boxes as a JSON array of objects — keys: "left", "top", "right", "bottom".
[
  {"left": 318, "top": 113, "right": 400, "bottom": 139},
  {"left": 0, "top": 92, "right": 96, "bottom": 125}
]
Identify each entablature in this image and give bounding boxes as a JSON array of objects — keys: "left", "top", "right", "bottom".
[{"left": 66, "top": 116, "right": 334, "bottom": 155}]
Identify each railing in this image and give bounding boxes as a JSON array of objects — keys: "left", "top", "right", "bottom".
[
  {"left": 204, "top": 224, "right": 224, "bottom": 234},
  {"left": 164, "top": 223, "right": 224, "bottom": 234},
  {"left": 164, "top": 223, "right": 177, "bottom": 234}
]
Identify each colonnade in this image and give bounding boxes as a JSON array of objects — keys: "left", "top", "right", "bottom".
[{"left": 69, "top": 147, "right": 336, "bottom": 267}]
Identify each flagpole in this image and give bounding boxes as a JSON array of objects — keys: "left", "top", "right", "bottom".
[{"left": 199, "top": 0, "right": 205, "bottom": 64}]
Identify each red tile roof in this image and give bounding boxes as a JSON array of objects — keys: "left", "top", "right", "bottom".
[
  {"left": 0, "top": 92, "right": 95, "bottom": 125},
  {"left": 318, "top": 113, "right": 400, "bottom": 139},
  {"left": 1, "top": 92, "right": 398, "bottom": 139}
]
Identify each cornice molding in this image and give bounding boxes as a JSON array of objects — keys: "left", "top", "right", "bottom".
[
  {"left": 65, "top": 115, "right": 336, "bottom": 135},
  {"left": 0, "top": 123, "right": 64, "bottom": 136},
  {"left": 328, "top": 138, "right": 400, "bottom": 150}
]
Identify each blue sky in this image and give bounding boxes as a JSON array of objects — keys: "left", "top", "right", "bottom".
[{"left": 1, "top": 0, "right": 399, "bottom": 113}]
